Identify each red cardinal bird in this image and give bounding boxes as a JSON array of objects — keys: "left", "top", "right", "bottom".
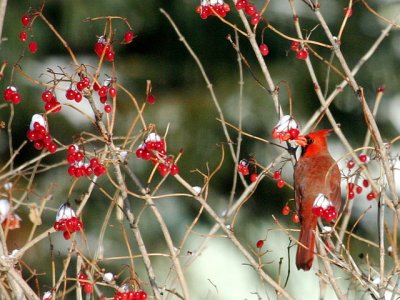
[{"left": 294, "top": 129, "right": 341, "bottom": 271}]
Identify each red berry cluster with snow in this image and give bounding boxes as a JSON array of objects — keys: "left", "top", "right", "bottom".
[
  {"left": 41, "top": 90, "right": 61, "bottom": 112},
  {"left": 93, "top": 79, "right": 116, "bottom": 113},
  {"left": 26, "top": 114, "right": 58, "bottom": 153},
  {"left": 235, "top": 0, "right": 261, "bottom": 25},
  {"left": 311, "top": 193, "right": 337, "bottom": 222},
  {"left": 237, "top": 159, "right": 250, "bottom": 175},
  {"left": 196, "top": 0, "right": 230, "bottom": 19},
  {"left": 272, "top": 115, "right": 300, "bottom": 142},
  {"left": 94, "top": 36, "right": 115, "bottom": 62},
  {"left": 53, "top": 203, "right": 83, "bottom": 240},
  {"left": 4, "top": 86, "right": 22, "bottom": 104},
  {"left": 290, "top": 41, "right": 308, "bottom": 60},
  {"left": 136, "top": 133, "right": 179, "bottom": 176},
  {"left": 67, "top": 144, "right": 107, "bottom": 177}
]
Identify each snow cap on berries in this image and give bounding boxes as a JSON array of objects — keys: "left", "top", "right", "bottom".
[
  {"left": 56, "top": 203, "right": 76, "bottom": 222},
  {"left": 313, "top": 193, "right": 332, "bottom": 209},
  {"left": 29, "top": 114, "right": 47, "bottom": 130},
  {"left": 145, "top": 132, "right": 161, "bottom": 143},
  {"left": 0, "top": 199, "right": 10, "bottom": 223}
]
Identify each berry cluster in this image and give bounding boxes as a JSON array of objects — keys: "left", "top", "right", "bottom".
[
  {"left": 196, "top": 0, "right": 230, "bottom": 19},
  {"left": 19, "top": 14, "right": 39, "bottom": 54},
  {"left": 136, "top": 133, "right": 179, "bottom": 176},
  {"left": 311, "top": 194, "right": 337, "bottom": 222},
  {"left": 94, "top": 36, "right": 115, "bottom": 62},
  {"left": 41, "top": 90, "right": 61, "bottom": 112},
  {"left": 78, "top": 273, "right": 93, "bottom": 294},
  {"left": 281, "top": 204, "right": 299, "bottom": 223},
  {"left": 237, "top": 159, "right": 250, "bottom": 175},
  {"left": 237, "top": 159, "right": 258, "bottom": 182},
  {"left": 347, "top": 179, "right": 377, "bottom": 201},
  {"left": 290, "top": 41, "right": 308, "bottom": 60},
  {"left": 235, "top": 0, "right": 261, "bottom": 25},
  {"left": 3, "top": 86, "right": 22, "bottom": 104},
  {"left": 113, "top": 290, "right": 147, "bottom": 300},
  {"left": 347, "top": 153, "right": 370, "bottom": 169},
  {"left": 26, "top": 114, "right": 58, "bottom": 153},
  {"left": 272, "top": 115, "right": 300, "bottom": 142},
  {"left": 93, "top": 81, "right": 117, "bottom": 113},
  {"left": 53, "top": 203, "right": 83, "bottom": 240},
  {"left": 273, "top": 170, "right": 285, "bottom": 189},
  {"left": 66, "top": 144, "right": 107, "bottom": 177}
]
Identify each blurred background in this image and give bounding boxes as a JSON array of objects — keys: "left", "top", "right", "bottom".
[{"left": 1, "top": 0, "right": 400, "bottom": 299}]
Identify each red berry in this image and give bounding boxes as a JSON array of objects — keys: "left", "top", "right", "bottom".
[
  {"left": 67, "top": 144, "right": 77, "bottom": 154},
  {"left": 76, "top": 81, "right": 86, "bottom": 91},
  {"left": 63, "top": 230, "right": 71, "bottom": 240},
  {"left": 78, "top": 273, "right": 88, "bottom": 285},
  {"left": 124, "top": 31, "right": 135, "bottom": 44},
  {"left": 359, "top": 154, "right": 369, "bottom": 163},
  {"left": 98, "top": 86, "right": 108, "bottom": 97},
  {"left": 356, "top": 185, "right": 363, "bottom": 194},
  {"left": 170, "top": 164, "right": 179, "bottom": 176},
  {"left": 290, "top": 41, "right": 300, "bottom": 51},
  {"left": 105, "top": 49, "right": 115, "bottom": 62},
  {"left": 311, "top": 206, "right": 324, "bottom": 217},
  {"left": 21, "top": 15, "right": 31, "bottom": 27},
  {"left": 250, "top": 173, "right": 258, "bottom": 182},
  {"left": 47, "top": 142, "right": 58, "bottom": 153},
  {"left": 74, "top": 92, "right": 83, "bottom": 102},
  {"left": 289, "top": 128, "right": 299, "bottom": 140},
  {"left": 66, "top": 89, "right": 76, "bottom": 100},
  {"left": 296, "top": 49, "right": 308, "bottom": 60},
  {"left": 347, "top": 160, "right": 355, "bottom": 169},
  {"left": 282, "top": 205, "right": 290, "bottom": 216},
  {"left": 259, "top": 43, "right": 269, "bottom": 56},
  {"left": 147, "top": 94, "right": 156, "bottom": 104},
  {"left": 83, "top": 283, "right": 93, "bottom": 294},
  {"left": 256, "top": 239, "right": 264, "bottom": 249},
  {"left": 348, "top": 190, "right": 355, "bottom": 200},
  {"left": 348, "top": 182, "right": 355, "bottom": 191},
  {"left": 28, "top": 41, "right": 38, "bottom": 54},
  {"left": 277, "top": 179, "right": 285, "bottom": 189},
  {"left": 366, "top": 192, "right": 376, "bottom": 201},
  {"left": 109, "top": 87, "right": 117, "bottom": 97},
  {"left": 244, "top": 4, "right": 257, "bottom": 16},
  {"left": 158, "top": 164, "right": 169, "bottom": 176},
  {"left": 250, "top": 13, "right": 261, "bottom": 25},
  {"left": 19, "top": 31, "right": 28, "bottom": 42},
  {"left": 292, "top": 212, "right": 300, "bottom": 223},
  {"left": 362, "top": 179, "right": 369, "bottom": 188},
  {"left": 344, "top": 7, "right": 353, "bottom": 17},
  {"left": 104, "top": 104, "right": 112, "bottom": 113},
  {"left": 89, "top": 158, "right": 99, "bottom": 167},
  {"left": 273, "top": 170, "right": 281, "bottom": 180},
  {"left": 235, "top": 0, "right": 247, "bottom": 10},
  {"left": 12, "top": 93, "right": 21, "bottom": 104},
  {"left": 41, "top": 90, "right": 53, "bottom": 102}
]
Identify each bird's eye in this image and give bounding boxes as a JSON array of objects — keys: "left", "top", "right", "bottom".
[{"left": 306, "top": 137, "right": 314, "bottom": 145}]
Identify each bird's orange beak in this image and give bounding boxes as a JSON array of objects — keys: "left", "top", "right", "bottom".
[{"left": 294, "top": 135, "right": 307, "bottom": 147}]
